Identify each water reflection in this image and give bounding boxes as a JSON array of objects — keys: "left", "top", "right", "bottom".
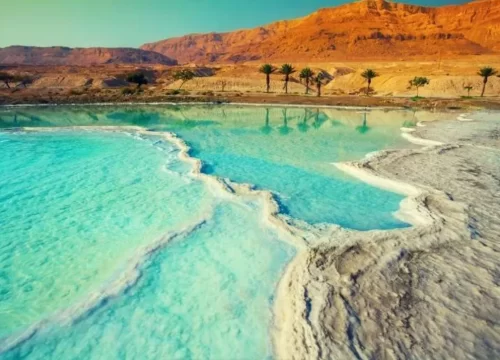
[
  {"left": 297, "top": 109, "right": 311, "bottom": 133},
  {"left": 260, "top": 108, "right": 272, "bottom": 135},
  {"left": 0, "top": 105, "right": 455, "bottom": 135},
  {"left": 356, "top": 112, "right": 370, "bottom": 134},
  {"left": 312, "top": 109, "right": 327, "bottom": 130},
  {"left": 278, "top": 108, "right": 292, "bottom": 136},
  {"left": 107, "top": 109, "right": 161, "bottom": 126}
]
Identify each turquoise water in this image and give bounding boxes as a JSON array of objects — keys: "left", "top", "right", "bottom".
[
  {"left": 0, "top": 131, "right": 212, "bottom": 336},
  {"left": 2, "top": 201, "right": 293, "bottom": 360},
  {"left": 156, "top": 108, "right": 410, "bottom": 229},
  {"left": 0, "top": 105, "right": 414, "bottom": 359}
]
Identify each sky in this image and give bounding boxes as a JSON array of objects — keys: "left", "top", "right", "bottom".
[{"left": 0, "top": 0, "right": 470, "bottom": 48}]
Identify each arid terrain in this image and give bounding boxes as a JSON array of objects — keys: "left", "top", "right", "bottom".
[
  {"left": 0, "top": 46, "right": 177, "bottom": 66},
  {"left": 1, "top": 56, "right": 500, "bottom": 106},
  {"left": 142, "top": 0, "right": 500, "bottom": 63},
  {"left": 1, "top": 0, "right": 499, "bottom": 104}
]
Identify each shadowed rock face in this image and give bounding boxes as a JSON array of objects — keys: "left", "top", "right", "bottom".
[
  {"left": 0, "top": 46, "right": 178, "bottom": 66},
  {"left": 141, "top": 0, "right": 500, "bottom": 64}
]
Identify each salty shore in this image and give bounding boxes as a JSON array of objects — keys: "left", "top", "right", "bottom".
[{"left": 274, "top": 111, "right": 500, "bottom": 359}]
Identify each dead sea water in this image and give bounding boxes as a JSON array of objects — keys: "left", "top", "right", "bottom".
[{"left": 0, "top": 105, "right": 416, "bottom": 359}]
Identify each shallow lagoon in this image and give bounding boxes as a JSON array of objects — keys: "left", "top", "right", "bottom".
[{"left": 0, "top": 105, "right": 416, "bottom": 359}]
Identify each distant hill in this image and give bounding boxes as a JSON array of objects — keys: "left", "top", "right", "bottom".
[
  {"left": 141, "top": 0, "right": 500, "bottom": 64},
  {"left": 0, "top": 46, "right": 178, "bottom": 66}
]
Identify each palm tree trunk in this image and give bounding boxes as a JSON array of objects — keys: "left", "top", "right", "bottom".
[
  {"left": 317, "top": 83, "right": 321, "bottom": 97},
  {"left": 266, "top": 74, "right": 270, "bottom": 93},
  {"left": 284, "top": 75, "right": 289, "bottom": 94},
  {"left": 305, "top": 78, "right": 309, "bottom": 95},
  {"left": 366, "top": 79, "right": 371, "bottom": 95},
  {"left": 481, "top": 78, "right": 487, "bottom": 97},
  {"left": 416, "top": 87, "right": 419, "bottom": 97}
]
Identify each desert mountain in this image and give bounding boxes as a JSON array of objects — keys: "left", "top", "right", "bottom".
[
  {"left": 0, "top": 46, "right": 178, "bottom": 66},
  {"left": 141, "top": 0, "right": 500, "bottom": 64}
]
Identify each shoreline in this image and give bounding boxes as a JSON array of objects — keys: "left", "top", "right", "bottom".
[
  {"left": 2, "top": 91, "right": 500, "bottom": 110},
  {"left": 275, "top": 110, "right": 500, "bottom": 358},
  {"left": 0, "top": 101, "right": 404, "bottom": 111},
  {"left": 272, "top": 112, "right": 457, "bottom": 359}
]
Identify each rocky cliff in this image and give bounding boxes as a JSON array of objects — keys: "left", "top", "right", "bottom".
[
  {"left": 0, "top": 46, "right": 178, "bottom": 66},
  {"left": 141, "top": 0, "right": 500, "bottom": 64}
]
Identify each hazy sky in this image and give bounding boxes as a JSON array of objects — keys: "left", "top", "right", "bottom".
[{"left": 0, "top": 0, "right": 470, "bottom": 48}]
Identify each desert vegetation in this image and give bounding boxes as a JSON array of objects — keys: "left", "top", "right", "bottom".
[
  {"left": 280, "top": 64, "right": 295, "bottom": 94},
  {"left": 126, "top": 72, "right": 148, "bottom": 89},
  {"left": 259, "top": 64, "right": 276, "bottom": 93},
  {"left": 408, "top": 76, "right": 430, "bottom": 97},
  {"left": 1, "top": 61, "right": 499, "bottom": 104},
  {"left": 361, "top": 69, "right": 379, "bottom": 96},
  {"left": 173, "top": 69, "right": 196, "bottom": 89},
  {"left": 478, "top": 66, "right": 498, "bottom": 97},
  {"left": 0, "top": 72, "right": 14, "bottom": 89},
  {"left": 0, "top": 72, "right": 35, "bottom": 89},
  {"left": 463, "top": 84, "right": 473, "bottom": 97},
  {"left": 299, "top": 68, "right": 314, "bottom": 95},
  {"left": 315, "top": 74, "right": 324, "bottom": 97}
]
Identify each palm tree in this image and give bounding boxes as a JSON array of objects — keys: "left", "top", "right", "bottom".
[
  {"left": 361, "top": 69, "right": 379, "bottom": 96},
  {"left": 280, "top": 64, "right": 295, "bottom": 94},
  {"left": 478, "top": 66, "right": 498, "bottom": 97},
  {"left": 259, "top": 64, "right": 276, "bottom": 93},
  {"left": 299, "top": 68, "right": 314, "bottom": 95},
  {"left": 314, "top": 74, "right": 324, "bottom": 97}
]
